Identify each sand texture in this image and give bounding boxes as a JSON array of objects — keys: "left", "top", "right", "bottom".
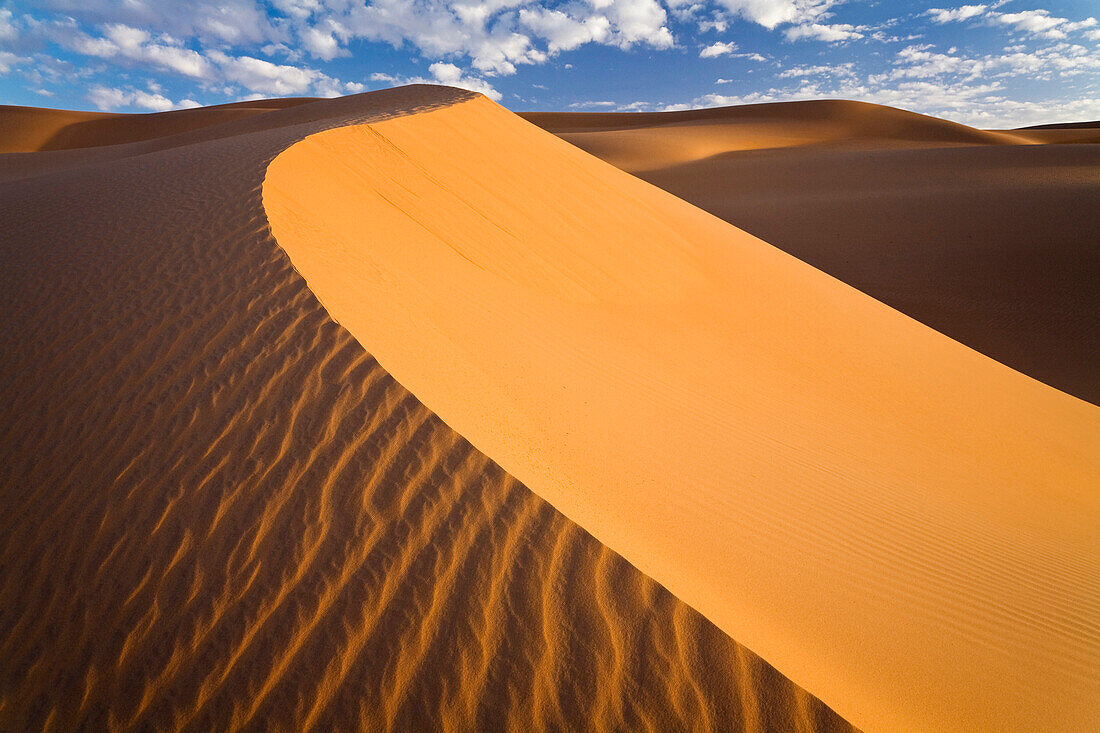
[
  {"left": 0, "top": 86, "right": 855, "bottom": 732},
  {"left": 526, "top": 101, "right": 1100, "bottom": 404},
  {"left": 266, "top": 94, "right": 1100, "bottom": 733}
]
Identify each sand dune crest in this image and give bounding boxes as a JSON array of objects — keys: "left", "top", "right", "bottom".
[{"left": 265, "top": 93, "right": 1100, "bottom": 732}]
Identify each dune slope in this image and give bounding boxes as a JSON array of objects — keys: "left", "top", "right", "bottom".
[
  {"left": 0, "top": 98, "right": 317, "bottom": 153},
  {"left": 266, "top": 94, "right": 1100, "bottom": 733},
  {"left": 0, "top": 87, "right": 854, "bottom": 732},
  {"left": 526, "top": 102, "right": 1100, "bottom": 403}
]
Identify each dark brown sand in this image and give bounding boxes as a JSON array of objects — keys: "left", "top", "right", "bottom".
[{"left": 0, "top": 86, "right": 853, "bottom": 732}]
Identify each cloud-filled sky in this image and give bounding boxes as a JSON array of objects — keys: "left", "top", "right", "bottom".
[{"left": 1, "top": 0, "right": 1097, "bottom": 126}]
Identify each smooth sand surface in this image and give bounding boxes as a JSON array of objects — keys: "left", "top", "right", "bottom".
[
  {"left": 266, "top": 94, "right": 1100, "bottom": 732},
  {"left": 526, "top": 101, "right": 1100, "bottom": 404},
  {"left": 0, "top": 86, "right": 854, "bottom": 732}
]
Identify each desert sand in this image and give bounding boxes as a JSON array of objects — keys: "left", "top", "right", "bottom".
[
  {"left": 525, "top": 101, "right": 1100, "bottom": 404},
  {"left": 2, "top": 86, "right": 1097, "bottom": 733},
  {"left": 265, "top": 93, "right": 1099, "bottom": 733},
  {"left": 0, "top": 87, "right": 853, "bottom": 731}
]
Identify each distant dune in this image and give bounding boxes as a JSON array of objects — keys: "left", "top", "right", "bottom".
[
  {"left": 0, "top": 97, "right": 317, "bottom": 153},
  {"left": 526, "top": 101, "right": 1100, "bottom": 404},
  {"left": 0, "top": 87, "right": 853, "bottom": 732}
]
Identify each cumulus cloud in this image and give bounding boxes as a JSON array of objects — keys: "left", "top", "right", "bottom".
[
  {"left": 345, "top": 0, "right": 670, "bottom": 75},
  {"left": 519, "top": 9, "right": 612, "bottom": 53},
  {"left": 300, "top": 20, "right": 349, "bottom": 61},
  {"left": 207, "top": 51, "right": 320, "bottom": 95},
  {"left": 880, "top": 42, "right": 1100, "bottom": 83},
  {"left": 925, "top": 5, "right": 987, "bottom": 24},
  {"left": 925, "top": 5, "right": 1099, "bottom": 41},
  {"left": 0, "top": 50, "right": 25, "bottom": 74},
  {"left": 711, "top": 0, "right": 835, "bottom": 30},
  {"left": 0, "top": 8, "right": 18, "bottom": 43},
  {"left": 65, "top": 24, "right": 214, "bottom": 78},
  {"left": 700, "top": 41, "right": 737, "bottom": 57},
  {"left": 778, "top": 62, "right": 854, "bottom": 78},
  {"left": 87, "top": 85, "right": 200, "bottom": 111},
  {"left": 783, "top": 22, "right": 863, "bottom": 42},
  {"left": 994, "top": 10, "right": 1098, "bottom": 40}
]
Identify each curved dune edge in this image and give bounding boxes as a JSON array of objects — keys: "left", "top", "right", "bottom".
[
  {"left": 0, "top": 86, "right": 856, "bottom": 732},
  {"left": 524, "top": 104, "right": 1100, "bottom": 405},
  {"left": 264, "top": 94, "right": 1100, "bottom": 732}
]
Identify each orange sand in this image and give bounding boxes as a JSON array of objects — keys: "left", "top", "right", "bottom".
[
  {"left": 265, "top": 94, "right": 1100, "bottom": 732},
  {"left": 0, "top": 87, "right": 853, "bottom": 731},
  {"left": 526, "top": 101, "right": 1100, "bottom": 403}
]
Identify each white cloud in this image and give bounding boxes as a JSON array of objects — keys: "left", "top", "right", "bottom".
[
  {"left": 0, "top": 8, "right": 18, "bottom": 43},
  {"left": 208, "top": 51, "right": 324, "bottom": 95},
  {"left": 345, "top": 0, "right": 670, "bottom": 76},
  {"left": 64, "top": 23, "right": 214, "bottom": 78},
  {"left": 427, "top": 61, "right": 503, "bottom": 99},
  {"left": 778, "top": 62, "right": 854, "bottom": 78},
  {"left": 710, "top": 0, "right": 839, "bottom": 30},
  {"left": 923, "top": 5, "right": 1098, "bottom": 41},
  {"left": 784, "top": 22, "right": 863, "bottom": 42},
  {"left": 372, "top": 62, "right": 503, "bottom": 101},
  {"left": 87, "top": 85, "right": 197, "bottom": 111},
  {"left": 0, "top": 50, "right": 25, "bottom": 74},
  {"left": 996, "top": 10, "right": 1065, "bottom": 36},
  {"left": 700, "top": 40, "right": 737, "bottom": 57},
  {"left": 882, "top": 42, "right": 1100, "bottom": 83},
  {"left": 300, "top": 20, "right": 349, "bottom": 61},
  {"left": 601, "top": 0, "right": 675, "bottom": 48},
  {"left": 925, "top": 5, "right": 987, "bottom": 24},
  {"left": 989, "top": 9, "right": 1098, "bottom": 40},
  {"left": 519, "top": 10, "right": 611, "bottom": 52},
  {"left": 569, "top": 100, "right": 617, "bottom": 107}
]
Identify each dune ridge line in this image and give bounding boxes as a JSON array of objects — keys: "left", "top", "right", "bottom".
[{"left": 263, "top": 93, "right": 1100, "bottom": 733}]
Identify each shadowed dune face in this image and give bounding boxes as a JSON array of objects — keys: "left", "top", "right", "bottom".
[
  {"left": 265, "top": 95, "right": 1100, "bottom": 733},
  {"left": 0, "top": 87, "right": 854, "bottom": 732},
  {"left": 525, "top": 102, "right": 1100, "bottom": 404}
]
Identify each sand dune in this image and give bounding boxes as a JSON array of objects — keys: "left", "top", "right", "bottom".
[
  {"left": 526, "top": 101, "right": 1100, "bottom": 403},
  {"left": 0, "top": 98, "right": 317, "bottom": 154},
  {"left": 266, "top": 94, "right": 1100, "bottom": 732},
  {"left": 0, "top": 87, "right": 853, "bottom": 732}
]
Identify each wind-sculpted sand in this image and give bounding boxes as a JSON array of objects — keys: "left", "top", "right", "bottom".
[
  {"left": 266, "top": 95, "right": 1100, "bottom": 733},
  {"left": 0, "top": 87, "right": 855, "bottom": 732},
  {"left": 526, "top": 102, "right": 1100, "bottom": 403}
]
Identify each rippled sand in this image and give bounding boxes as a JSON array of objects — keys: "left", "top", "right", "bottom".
[{"left": 0, "top": 87, "right": 854, "bottom": 732}]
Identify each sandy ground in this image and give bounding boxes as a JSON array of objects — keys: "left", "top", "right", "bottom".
[
  {"left": 266, "top": 94, "right": 1099, "bottom": 733},
  {"left": 525, "top": 101, "right": 1100, "bottom": 404},
  {"left": 0, "top": 87, "right": 854, "bottom": 732}
]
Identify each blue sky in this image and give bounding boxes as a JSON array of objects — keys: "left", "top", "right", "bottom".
[{"left": 1, "top": 0, "right": 1097, "bottom": 126}]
